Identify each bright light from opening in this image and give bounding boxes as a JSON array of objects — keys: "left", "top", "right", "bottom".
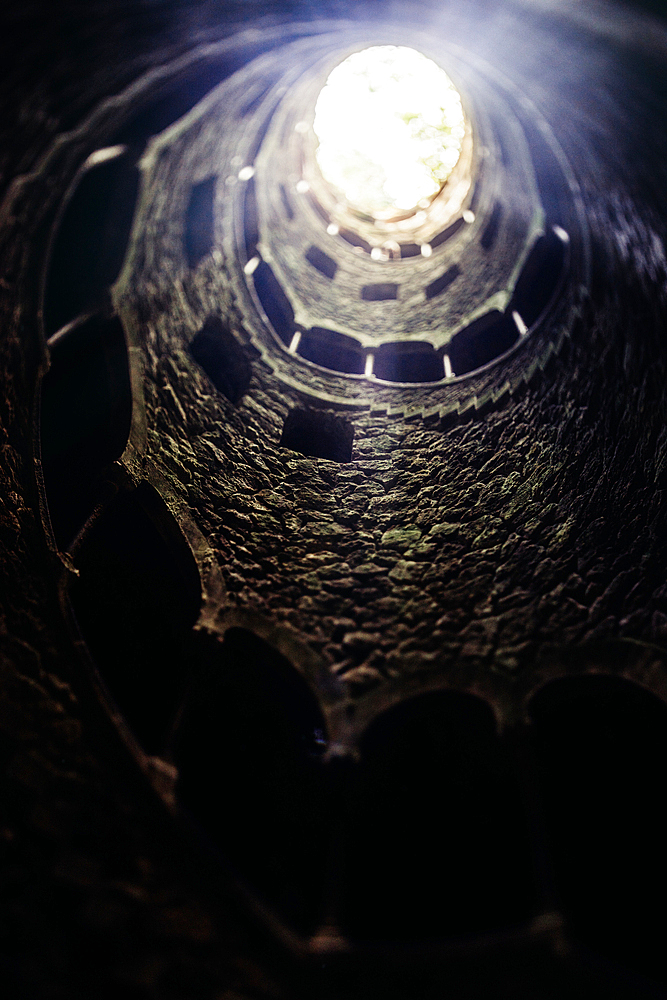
[{"left": 313, "top": 46, "right": 466, "bottom": 217}]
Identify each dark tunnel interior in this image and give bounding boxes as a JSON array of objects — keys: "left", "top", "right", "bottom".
[{"left": 2, "top": 2, "right": 667, "bottom": 999}]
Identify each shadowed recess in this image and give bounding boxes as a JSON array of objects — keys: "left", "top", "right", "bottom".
[
  {"left": 252, "top": 260, "right": 294, "bottom": 345},
  {"left": 173, "top": 627, "right": 331, "bottom": 935},
  {"left": 240, "top": 78, "right": 276, "bottom": 120},
  {"left": 340, "top": 691, "right": 537, "bottom": 941},
  {"left": 280, "top": 408, "right": 354, "bottom": 462},
  {"left": 189, "top": 316, "right": 252, "bottom": 404},
  {"left": 40, "top": 313, "right": 132, "bottom": 549},
  {"left": 244, "top": 176, "right": 260, "bottom": 261},
  {"left": 361, "top": 283, "right": 398, "bottom": 302},
  {"left": 509, "top": 228, "right": 568, "bottom": 328},
  {"left": 244, "top": 106, "right": 277, "bottom": 166},
  {"left": 279, "top": 184, "right": 295, "bottom": 220},
  {"left": 497, "top": 130, "right": 511, "bottom": 167},
  {"left": 298, "top": 328, "right": 365, "bottom": 375},
  {"left": 373, "top": 341, "right": 442, "bottom": 382},
  {"left": 469, "top": 156, "right": 484, "bottom": 212},
  {"left": 425, "top": 263, "right": 461, "bottom": 300},
  {"left": 184, "top": 177, "right": 216, "bottom": 268},
  {"left": 305, "top": 245, "right": 338, "bottom": 280},
  {"left": 44, "top": 150, "right": 139, "bottom": 336},
  {"left": 480, "top": 201, "right": 503, "bottom": 251},
  {"left": 447, "top": 310, "right": 518, "bottom": 375},
  {"left": 306, "top": 191, "right": 330, "bottom": 224},
  {"left": 69, "top": 484, "right": 201, "bottom": 755},
  {"left": 431, "top": 214, "right": 465, "bottom": 248},
  {"left": 339, "top": 228, "right": 372, "bottom": 254},
  {"left": 529, "top": 675, "right": 667, "bottom": 985}
]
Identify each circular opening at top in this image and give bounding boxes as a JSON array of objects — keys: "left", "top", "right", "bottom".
[{"left": 313, "top": 45, "right": 466, "bottom": 221}]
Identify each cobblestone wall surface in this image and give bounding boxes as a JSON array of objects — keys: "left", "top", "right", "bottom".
[{"left": 142, "top": 283, "right": 667, "bottom": 697}]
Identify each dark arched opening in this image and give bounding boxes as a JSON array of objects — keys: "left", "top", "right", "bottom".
[
  {"left": 340, "top": 690, "right": 537, "bottom": 942},
  {"left": 69, "top": 484, "right": 202, "bottom": 754},
  {"left": 173, "top": 627, "right": 332, "bottom": 935},
  {"left": 40, "top": 312, "right": 133, "bottom": 549},
  {"left": 528, "top": 674, "right": 667, "bottom": 984}
]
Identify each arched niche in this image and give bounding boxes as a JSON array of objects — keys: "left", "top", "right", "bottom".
[
  {"left": 189, "top": 315, "right": 252, "bottom": 405},
  {"left": 172, "top": 627, "right": 332, "bottom": 936},
  {"left": 528, "top": 673, "right": 667, "bottom": 985},
  {"left": 340, "top": 689, "right": 537, "bottom": 942},
  {"left": 40, "top": 312, "right": 133, "bottom": 549},
  {"left": 68, "top": 483, "right": 202, "bottom": 754},
  {"left": 43, "top": 149, "right": 139, "bottom": 337}
]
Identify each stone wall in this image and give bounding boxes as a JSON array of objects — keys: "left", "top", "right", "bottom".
[{"left": 2, "top": 2, "right": 667, "bottom": 998}]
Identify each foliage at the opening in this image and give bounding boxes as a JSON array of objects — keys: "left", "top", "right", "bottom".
[{"left": 313, "top": 46, "right": 465, "bottom": 217}]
